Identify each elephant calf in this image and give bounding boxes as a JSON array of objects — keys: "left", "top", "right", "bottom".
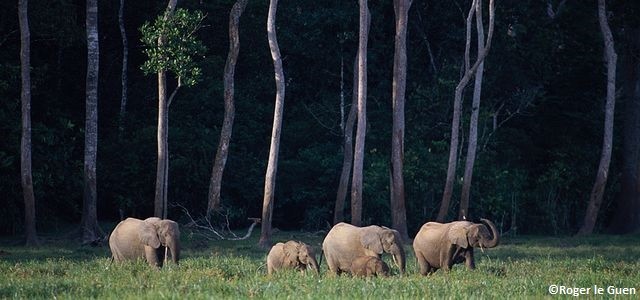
[
  {"left": 266, "top": 241, "right": 319, "bottom": 275},
  {"left": 350, "top": 256, "right": 389, "bottom": 277}
]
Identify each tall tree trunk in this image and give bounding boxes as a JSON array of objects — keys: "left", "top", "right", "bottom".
[
  {"left": 390, "top": 0, "right": 411, "bottom": 241},
  {"left": 118, "top": 0, "right": 128, "bottom": 130},
  {"left": 155, "top": 70, "right": 169, "bottom": 219},
  {"left": 351, "top": 0, "right": 370, "bottom": 227},
  {"left": 259, "top": 0, "right": 285, "bottom": 249},
  {"left": 459, "top": 0, "right": 486, "bottom": 220},
  {"left": 334, "top": 57, "right": 358, "bottom": 224},
  {"left": 340, "top": 57, "right": 345, "bottom": 133},
  {"left": 81, "top": 0, "right": 101, "bottom": 243},
  {"left": 154, "top": 0, "right": 178, "bottom": 219},
  {"left": 577, "top": 0, "right": 617, "bottom": 235},
  {"left": 608, "top": 27, "right": 640, "bottom": 234},
  {"left": 207, "top": 0, "right": 248, "bottom": 218},
  {"left": 19, "top": 0, "right": 38, "bottom": 247},
  {"left": 437, "top": 0, "right": 495, "bottom": 222}
]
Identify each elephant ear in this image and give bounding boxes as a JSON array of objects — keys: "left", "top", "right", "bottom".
[
  {"left": 361, "top": 231, "right": 384, "bottom": 254},
  {"left": 166, "top": 220, "right": 180, "bottom": 238},
  {"left": 467, "top": 225, "right": 484, "bottom": 247},
  {"left": 156, "top": 220, "right": 179, "bottom": 244},
  {"left": 448, "top": 226, "right": 469, "bottom": 248},
  {"left": 283, "top": 241, "right": 301, "bottom": 262},
  {"left": 378, "top": 229, "right": 398, "bottom": 252},
  {"left": 138, "top": 222, "right": 161, "bottom": 249}
]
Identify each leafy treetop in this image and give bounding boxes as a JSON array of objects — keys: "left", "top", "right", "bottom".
[{"left": 140, "top": 8, "right": 207, "bottom": 87}]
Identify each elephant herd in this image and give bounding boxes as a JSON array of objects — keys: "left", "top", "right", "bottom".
[{"left": 108, "top": 217, "right": 499, "bottom": 277}]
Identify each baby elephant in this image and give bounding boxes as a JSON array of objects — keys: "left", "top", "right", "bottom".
[
  {"left": 350, "top": 256, "right": 390, "bottom": 277},
  {"left": 267, "top": 241, "right": 319, "bottom": 275}
]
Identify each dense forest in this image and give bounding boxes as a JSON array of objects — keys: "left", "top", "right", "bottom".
[{"left": 2, "top": 0, "right": 640, "bottom": 243}]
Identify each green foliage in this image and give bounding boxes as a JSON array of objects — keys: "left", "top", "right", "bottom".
[
  {"left": 140, "top": 8, "right": 207, "bottom": 86},
  {"left": 1, "top": 231, "right": 639, "bottom": 298},
  {"left": 1, "top": 0, "right": 639, "bottom": 236}
]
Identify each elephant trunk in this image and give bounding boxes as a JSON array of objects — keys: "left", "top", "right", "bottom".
[
  {"left": 390, "top": 244, "right": 406, "bottom": 275},
  {"left": 308, "top": 257, "right": 319, "bottom": 274},
  {"left": 168, "top": 239, "right": 180, "bottom": 265},
  {"left": 480, "top": 218, "right": 500, "bottom": 248}
]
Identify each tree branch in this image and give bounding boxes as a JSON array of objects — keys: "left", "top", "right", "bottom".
[
  {"left": 167, "top": 77, "right": 182, "bottom": 107},
  {"left": 178, "top": 203, "right": 260, "bottom": 241},
  {"left": 415, "top": 13, "right": 438, "bottom": 75},
  {"left": 546, "top": 0, "right": 568, "bottom": 20},
  {"left": 300, "top": 98, "right": 342, "bottom": 136}
]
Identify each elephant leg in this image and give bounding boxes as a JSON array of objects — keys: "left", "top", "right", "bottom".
[
  {"left": 452, "top": 246, "right": 465, "bottom": 265},
  {"left": 464, "top": 249, "right": 476, "bottom": 270},
  {"left": 326, "top": 261, "right": 338, "bottom": 275},
  {"left": 111, "top": 251, "right": 123, "bottom": 263},
  {"left": 416, "top": 251, "right": 431, "bottom": 276},
  {"left": 442, "top": 245, "right": 457, "bottom": 271},
  {"left": 369, "top": 268, "right": 376, "bottom": 277},
  {"left": 157, "top": 246, "right": 166, "bottom": 268},
  {"left": 267, "top": 264, "right": 274, "bottom": 275},
  {"left": 144, "top": 246, "right": 161, "bottom": 268},
  {"left": 337, "top": 267, "right": 346, "bottom": 276},
  {"left": 325, "top": 255, "right": 342, "bottom": 276},
  {"left": 268, "top": 259, "right": 280, "bottom": 275}
]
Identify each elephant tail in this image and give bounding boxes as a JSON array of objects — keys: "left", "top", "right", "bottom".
[{"left": 317, "top": 249, "right": 323, "bottom": 270}]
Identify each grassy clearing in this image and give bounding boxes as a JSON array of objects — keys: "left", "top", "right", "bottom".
[{"left": 1, "top": 230, "right": 639, "bottom": 299}]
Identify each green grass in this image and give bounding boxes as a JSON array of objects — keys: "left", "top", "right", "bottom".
[{"left": 1, "top": 230, "right": 639, "bottom": 299}]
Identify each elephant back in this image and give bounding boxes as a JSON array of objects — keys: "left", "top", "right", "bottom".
[
  {"left": 420, "top": 222, "right": 444, "bottom": 231},
  {"left": 323, "top": 223, "right": 368, "bottom": 254}
]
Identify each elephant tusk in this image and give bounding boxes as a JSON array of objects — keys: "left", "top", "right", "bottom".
[
  {"left": 392, "top": 255, "right": 398, "bottom": 266},
  {"left": 165, "top": 247, "right": 169, "bottom": 265},
  {"left": 479, "top": 244, "right": 485, "bottom": 253}
]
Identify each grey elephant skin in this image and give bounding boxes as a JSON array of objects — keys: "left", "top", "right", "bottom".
[
  {"left": 412, "top": 218, "right": 499, "bottom": 274},
  {"left": 350, "top": 256, "right": 389, "bottom": 277},
  {"left": 266, "top": 240, "right": 319, "bottom": 275},
  {"left": 109, "top": 217, "right": 181, "bottom": 268},
  {"left": 322, "top": 222, "right": 405, "bottom": 275}
]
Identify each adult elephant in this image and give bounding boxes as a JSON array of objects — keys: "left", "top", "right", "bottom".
[
  {"left": 266, "top": 240, "right": 319, "bottom": 275},
  {"left": 109, "top": 217, "right": 180, "bottom": 267},
  {"left": 412, "top": 218, "right": 499, "bottom": 274},
  {"left": 322, "top": 222, "right": 405, "bottom": 275}
]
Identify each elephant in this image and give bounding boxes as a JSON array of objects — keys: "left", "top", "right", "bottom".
[
  {"left": 412, "top": 218, "right": 499, "bottom": 274},
  {"left": 109, "top": 217, "right": 180, "bottom": 268},
  {"left": 350, "top": 256, "right": 389, "bottom": 277},
  {"left": 322, "top": 222, "right": 405, "bottom": 275},
  {"left": 266, "top": 240, "right": 319, "bottom": 275}
]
